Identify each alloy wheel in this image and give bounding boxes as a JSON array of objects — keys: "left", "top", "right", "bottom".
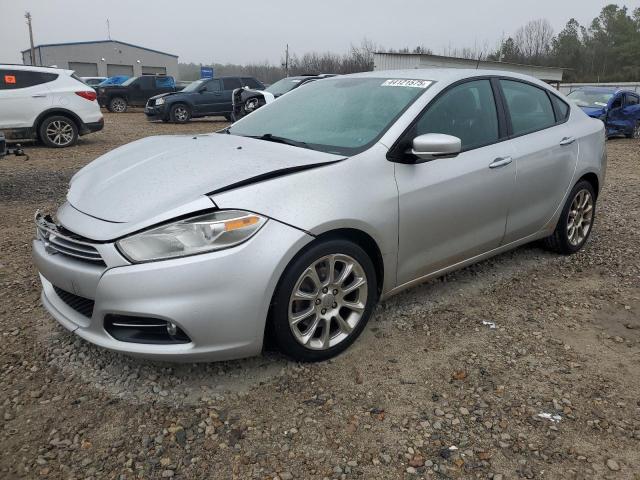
[
  {"left": 174, "top": 106, "right": 188, "bottom": 122},
  {"left": 45, "top": 120, "right": 74, "bottom": 146},
  {"left": 567, "top": 189, "right": 594, "bottom": 246},
  {"left": 288, "top": 254, "right": 368, "bottom": 350},
  {"left": 633, "top": 122, "right": 640, "bottom": 139},
  {"left": 111, "top": 99, "right": 126, "bottom": 112},
  {"left": 245, "top": 98, "right": 258, "bottom": 112}
]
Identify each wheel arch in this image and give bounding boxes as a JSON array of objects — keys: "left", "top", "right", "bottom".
[
  {"left": 578, "top": 172, "right": 600, "bottom": 199},
  {"left": 34, "top": 108, "right": 82, "bottom": 137}
]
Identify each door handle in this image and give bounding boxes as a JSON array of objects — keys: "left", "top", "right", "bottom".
[
  {"left": 31, "top": 94, "right": 47, "bottom": 98},
  {"left": 489, "top": 156, "right": 513, "bottom": 169},
  {"left": 559, "top": 136, "right": 576, "bottom": 146}
]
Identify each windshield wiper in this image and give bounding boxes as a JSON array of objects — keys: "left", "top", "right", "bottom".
[{"left": 252, "top": 133, "right": 312, "bottom": 150}]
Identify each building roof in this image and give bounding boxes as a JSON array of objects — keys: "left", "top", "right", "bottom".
[
  {"left": 21, "top": 40, "right": 178, "bottom": 58},
  {"left": 373, "top": 52, "right": 566, "bottom": 82}
]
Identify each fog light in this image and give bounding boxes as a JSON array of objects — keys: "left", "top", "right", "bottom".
[{"left": 167, "top": 322, "right": 178, "bottom": 336}]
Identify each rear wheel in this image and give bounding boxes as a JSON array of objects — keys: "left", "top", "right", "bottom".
[
  {"left": 108, "top": 97, "right": 127, "bottom": 113},
  {"left": 270, "top": 239, "right": 377, "bottom": 362},
  {"left": 169, "top": 103, "right": 191, "bottom": 123},
  {"left": 543, "top": 180, "right": 596, "bottom": 254},
  {"left": 39, "top": 115, "right": 78, "bottom": 148}
]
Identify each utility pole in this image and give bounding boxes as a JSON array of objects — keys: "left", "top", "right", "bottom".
[
  {"left": 106, "top": 18, "right": 111, "bottom": 40},
  {"left": 25, "top": 12, "right": 36, "bottom": 66},
  {"left": 284, "top": 44, "right": 289, "bottom": 77}
]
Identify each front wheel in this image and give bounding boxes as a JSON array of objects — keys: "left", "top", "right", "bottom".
[
  {"left": 39, "top": 115, "right": 78, "bottom": 148},
  {"left": 169, "top": 103, "right": 191, "bottom": 123},
  {"left": 543, "top": 180, "right": 596, "bottom": 254},
  {"left": 270, "top": 239, "right": 377, "bottom": 362},
  {"left": 627, "top": 121, "right": 640, "bottom": 139}
]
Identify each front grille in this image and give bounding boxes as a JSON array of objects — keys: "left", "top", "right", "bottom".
[
  {"left": 36, "top": 214, "right": 104, "bottom": 265},
  {"left": 53, "top": 286, "right": 95, "bottom": 318}
]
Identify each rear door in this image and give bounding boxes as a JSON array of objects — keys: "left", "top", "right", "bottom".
[
  {"left": 499, "top": 79, "right": 578, "bottom": 243},
  {"left": 0, "top": 69, "right": 58, "bottom": 130},
  {"left": 394, "top": 78, "right": 516, "bottom": 284},
  {"left": 221, "top": 77, "right": 242, "bottom": 112}
]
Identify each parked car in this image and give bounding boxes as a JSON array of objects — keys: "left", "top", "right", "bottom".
[
  {"left": 97, "top": 75, "right": 177, "bottom": 112},
  {"left": 98, "top": 75, "right": 130, "bottom": 86},
  {"left": 145, "top": 76, "right": 264, "bottom": 123},
  {"left": 0, "top": 64, "right": 103, "bottom": 147},
  {"left": 33, "top": 69, "right": 605, "bottom": 362},
  {"left": 233, "top": 74, "right": 335, "bottom": 118},
  {"left": 81, "top": 76, "right": 107, "bottom": 87},
  {"left": 567, "top": 87, "right": 640, "bottom": 138}
]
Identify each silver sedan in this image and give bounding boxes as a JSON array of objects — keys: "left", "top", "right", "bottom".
[{"left": 33, "top": 69, "right": 606, "bottom": 362}]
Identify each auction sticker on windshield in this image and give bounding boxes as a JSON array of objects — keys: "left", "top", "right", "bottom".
[{"left": 382, "top": 79, "right": 432, "bottom": 88}]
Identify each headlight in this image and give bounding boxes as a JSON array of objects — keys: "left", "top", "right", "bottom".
[
  {"left": 155, "top": 97, "right": 165, "bottom": 105},
  {"left": 117, "top": 210, "right": 267, "bottom": 262}
]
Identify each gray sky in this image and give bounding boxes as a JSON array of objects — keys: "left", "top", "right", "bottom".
[{"left": 1, "top": 0, "right": 634, "bottom": 65}]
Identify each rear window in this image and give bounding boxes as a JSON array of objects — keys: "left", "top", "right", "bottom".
[
  {"left": 627, "top": 94, "right": 639, "bottom": 106},
  {"left": 242, "top": 77, "right": 262, "bottom": 89},
  {"left": 0, "top": 69, "right": 58, "bottom": 90},
  {"left": 155, "top": 76, "right": 174, "bottom": 88}
]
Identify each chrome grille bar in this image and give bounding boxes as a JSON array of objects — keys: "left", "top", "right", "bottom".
[{"left": 35, "top": 213, "right": 105, "bottom": 265}]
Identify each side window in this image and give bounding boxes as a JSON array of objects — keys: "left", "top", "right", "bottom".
[
  {"left": 155, "top": 76, "right": 174, "bottom": 88},
  {"left": 137, "top": 76, "right": 154, "bottom": 89},
  {"left": 610, "top": 95, "right": 623, "bottom": 109},
  {"left": 222, "top": 78, "right": 242, "bottom": 90},
  {"left": 205, "top": 80, "right": 221, "bottom": 92},
  {"left": 414, "top": 79, "right": 499, "bottom": 151},
  {"left": 501, "top": 80, "right": 555, "bottom": 135},
  {"left": 550, "top": 94, "right": 570, "bottom": 121},
  {"left": 0, "top": 69, "right": 58, "bottom": 90},
  {"left": 241, "top": 78, "right": 261, "bottom": 89},
  {"left": 626, "top": 94, "right": 639, "bottom": 106}
]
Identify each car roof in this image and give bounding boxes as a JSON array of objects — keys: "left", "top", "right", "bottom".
[
  {"left": 0, "top": 64, "right": 71, "bottom": 75},
  {"left": 345, "top": 68, "right": 554, "bottom": 89}
]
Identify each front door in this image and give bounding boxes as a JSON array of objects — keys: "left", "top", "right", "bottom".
[
  {"left": 193, "top": 79, "right": 223, "bottom": 115},
  {"left": 394, "top": 79, "right": 515, "bottom": 285}
]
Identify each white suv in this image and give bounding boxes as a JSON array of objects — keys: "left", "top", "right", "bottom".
[{"left": 0, "top": 65, "right": 104, "bottom": 148}]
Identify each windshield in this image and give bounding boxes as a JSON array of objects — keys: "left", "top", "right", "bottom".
[
  {"left": 182, "top": 79, "right": 206, "bottom": 92},
  {"left": 120, "top": 76, "right": 139, "bottom": 87},
  {"left": 567, "top": 90, "right": 614, "bottom": 108},
  {"left": 229, "top": 77, "right": 430, "bottom": 155},
  {"left": 266, "top": 78, "right": 304, "bottom": 96}
]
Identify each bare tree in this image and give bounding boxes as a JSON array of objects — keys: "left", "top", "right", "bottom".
[{"left": 513, "top": 19, "right": 555, "bottom": 63}]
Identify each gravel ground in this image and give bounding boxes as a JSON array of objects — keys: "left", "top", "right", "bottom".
[{"left": 1, "top": 113, "right": 639, "bottom": 479}]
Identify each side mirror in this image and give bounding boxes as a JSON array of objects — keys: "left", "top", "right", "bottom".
[{"left": 411, "top": 133, "right": 461, "bottom": 161}]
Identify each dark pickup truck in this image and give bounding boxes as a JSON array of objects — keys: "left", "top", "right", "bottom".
[{"left": 97, "top": 75, "right": 178, "bottom": 113}]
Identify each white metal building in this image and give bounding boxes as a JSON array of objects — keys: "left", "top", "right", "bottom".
[
  {"left": 21, "top": 40, "right": 179, "bottom": 78},
  {"left": 373, "top": 52, "right": 565, "bottom": 84}
]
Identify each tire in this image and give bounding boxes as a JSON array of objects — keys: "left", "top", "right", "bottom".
[
  {"left": 543, "top": 180, "right": 596, "bottom": 255},
  {"left": 169, "top": 103, "right": 191, "bottom": 123},
  {"left": 270, "top": 238, "right": 377, "bottom": 362},
  {"left": 38, "top": 115, "right": 78, "bottom": 148},
  {"left": 108, "top": 97, "right": 127, "bottom": 113},
  {"left": 626, "top": 121, "right": 640, "bottom": 139}
]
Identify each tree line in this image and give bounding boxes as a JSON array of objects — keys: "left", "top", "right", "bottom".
[{"left": 179, "top": 4, "right": 639, "bottom": 85}]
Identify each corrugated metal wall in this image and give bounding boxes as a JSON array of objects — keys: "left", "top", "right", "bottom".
[{"left": 559, "top": 82, "right": 640, "bottom": 94}]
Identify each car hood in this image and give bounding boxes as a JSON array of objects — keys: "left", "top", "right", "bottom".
[
  {"left": 149, "top": 92, "right": 179, "bottom": 101},
  {"left": 67, "top": 133, "right": 344, "bottom": 224},
  {"left": 579, "top": 106, "right": 606, "bottom": 118}
]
